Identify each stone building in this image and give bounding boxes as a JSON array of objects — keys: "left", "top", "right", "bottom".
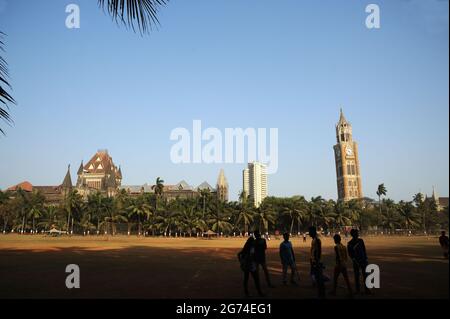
[{"left": 333, "top": 109, "right": 363, "bottom": 201}]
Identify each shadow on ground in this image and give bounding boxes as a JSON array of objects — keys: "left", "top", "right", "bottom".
[{"left": 0, "top": 241, "right": 448, "bottom": 299}]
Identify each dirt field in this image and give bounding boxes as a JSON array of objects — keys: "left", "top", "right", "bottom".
[{"left": 0, "top": 235, "right": 448, "bottom": 299}]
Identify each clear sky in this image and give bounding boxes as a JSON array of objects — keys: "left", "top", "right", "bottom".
[{"left": 0, "top": 0, "right": 448, "bottom": 201}]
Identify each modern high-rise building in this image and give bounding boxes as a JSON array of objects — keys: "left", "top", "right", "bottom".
[
  {"left": 333, "top": 109, "right": 363, "bottom": 201},
  {"left": 243, "top": 162, "right": 268, "bottom": 208},
  {"left": 216, "top": 169, "right": 229, "bottom": 202}
]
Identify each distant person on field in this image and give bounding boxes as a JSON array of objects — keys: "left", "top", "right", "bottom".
[
  {"left": 279, "top": 232, "right": 299, "bottom": 285},
  {"left": 254, "top": 230, "right": 274, "bottom": 288},
  {"left": 303, "top": 233, "right": 307, "bottom": 243},
  {"left": 330, "top": 234, "right": 353, "bottom": 297},
  {"left": 238, "top": 236, "right": 264, "bottom": 297},
  {"left": 439, "top": 231, "right": 449, "bottom": 259},
  {"left": 309, "top": 226, "right": 325, "bottom": 298},
  {"left": 347, "top": 229, "right": 371, "bottom": 295}
]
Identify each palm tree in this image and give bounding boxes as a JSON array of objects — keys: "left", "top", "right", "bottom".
[
  {"left": 376, "top": 184, "right": 387, "bottom": 226},
  {"left": 0, "top": 190, "right": 12, "bottom": 233},
  {"left": 208, "top": 200, "right": 233, "bottom": 235},
  {"left": 397, "top": 201, "right": 417, "bottom": 231},
  {"left": 16, "top": 188, "right": 30, "bottom": 234},
  {"left": 179, "top": 206, "right": 206, "bottom": 236},
  {"left": 152, "top": 177, "right": 165, "bottom": 210},
  {"left": 0, "top": 32, "right": 16, "bottom": 135},
  {"left": 199, "top": 188, "right": 212, "bottom": 219},
  {"left": 86, "top": 192, "right": 109, "bottom": 235},
  {"left": 80, "top": 212, "right": 96, "bottom": 235},
  {"left": 381, "top": 199, "right": 400, "bottom": 232},
  {"left": 282, "top": 197, "right": 306, "bottom": 235},
  {"left": 127, "top": 195, "right": 152, "bottom": 236},
  {"left": 308, "top": 196, "right": 326, "bottom": 227},
  {"left": 254, "top": 203, "right": 275, "bottom": 234},
  {"left": 413, "top": 193, "right": 425, "bottom": 232},
  {"left": 37, "top": 205, "right": 59, "bottom": 231},
  {"left": 64, "top": 189, "right": 83, "bottom": 233},
  {"left": 97, "top": 0, "right": 168, "bottom": 34},
  {"left": 333, "top": 200, "right": 352, "bottom": 231},
  {"left": 27, "top": 190, "right": 45, "bottom": 234},
  {"left": 236, "top": 202, "right": 255, "bottom": 235},
  {"left": 346, "top": 199, "right": 362, "bottom": 228}
]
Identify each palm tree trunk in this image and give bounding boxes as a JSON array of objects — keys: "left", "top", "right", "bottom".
[
  {"left": 67, "top": 209, "right": 71, "bottom": 233},
  {"left": 138, "top": 215, "right": 141, "bottom": 236},
  {"left": 378, "top": 195, "right": 382, "bottom": 227},
  {"left": 21, "top": 215, "right": 25, "bottom": 234}
]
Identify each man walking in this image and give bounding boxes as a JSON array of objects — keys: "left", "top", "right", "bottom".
[
  {"left": 254, "top": 230, "right": 274, "bottom": 288},
  {"left": 309, "top": 226, "right": 325, "bottom": 298},
  {"left": 279, "top": 232, "right": 299, "bottom": 286},
  {"left": 330, "top": 234, "right": 353, "bottom": 297},
  {"left": 347, "top": 229, "right": 371, "bottom": 295},
  {"left": 439, "top": 231, "right": 449, "bottom": 259}
]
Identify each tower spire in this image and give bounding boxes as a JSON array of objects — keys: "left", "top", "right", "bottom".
[
  {"left": 61, "top": 164, "right": 73, "bottom": 190},
  {"left": 338, "top": 107, "right": 348, "bottom": 125}
]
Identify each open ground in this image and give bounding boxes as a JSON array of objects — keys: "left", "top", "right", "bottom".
[{"left": 0, "top": 235, "right": 448, "bottom": 299}]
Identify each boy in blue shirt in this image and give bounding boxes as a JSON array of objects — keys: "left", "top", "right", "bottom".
[{"left": 279, "top": 232, "right": 299, "bottom": 285}]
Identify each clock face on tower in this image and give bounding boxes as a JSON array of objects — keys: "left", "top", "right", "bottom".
[{"left": 345, "top": 146, "right": 353, "bottom": 156}]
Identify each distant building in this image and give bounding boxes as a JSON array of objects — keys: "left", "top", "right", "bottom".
[
  {"left": 243, "top": 162, "right": 268, "bottom": 208},
  {"left": 429, "top": 186, "right": 449, "bottom": 212},
  {"left": 6, "top": 165, "right": 73, "bottom": 205},
  {"left": 120, "top": 169, "right": 226, "bottom": 201},
  {"left": 333, "top": 109, "right": 363, "bottom": 201},
  {"left": 162, "top": 180, "right": 199, "bottom": 201},
  {"left": 216, "top": 169, "right": 229, "bottom": 202},
  {"left": 76, "top": 149, "right": 122, "bottom": 197}
]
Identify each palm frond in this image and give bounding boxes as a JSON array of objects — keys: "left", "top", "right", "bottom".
[
  {"left": 0, "top": 31, "right": 16, "bottom": 135},
  {"left": 98, "top": 0, "right": 168, "bottom": 34}
]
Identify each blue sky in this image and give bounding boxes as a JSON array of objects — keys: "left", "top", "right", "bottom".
[{"left": 0, "top": 0, "right": 448, "bottom": 201}]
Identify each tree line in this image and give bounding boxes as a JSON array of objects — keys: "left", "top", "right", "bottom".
[{"left": 0, "top": 182, "right": 447, "bottom": 236}]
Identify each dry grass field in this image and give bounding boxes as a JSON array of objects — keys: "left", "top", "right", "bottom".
[{"left": 0, "top": 235, "right": 448, "bottom": 299}]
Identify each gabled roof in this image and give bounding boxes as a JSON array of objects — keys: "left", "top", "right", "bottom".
[
  {"left": 176, "top": 180, "right": 192, "bottom": 190},
  {"left": 197, "top": 181, "right": 215, "bottom": 192},
  {"left": 83, "top": 150, "right": 117, "bottom": 175},
  {"left": 7, "top": 181, "right": 33, "bottom": 192},
  {"left": 164, "top": 180, "right": 193, "bottom": 191}
]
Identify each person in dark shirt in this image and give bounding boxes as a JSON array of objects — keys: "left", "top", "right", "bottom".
[
  {"left": 347, "top": 229, "right": 371, "bottom": 295},
  {"left": 254, "top": 230, "right": 274, "bottom": 288},
  {"left": 439, "top": 231, "right": 449, "bottom": 259},
  {"left": 238, "top": 236, "right": 264, "bottom": 297},
  {"left": 330, "top": 234, "right": 353, "bottom": 297},
  {"left": 309, "top": 226, "right": 325, "bottom": 299}
]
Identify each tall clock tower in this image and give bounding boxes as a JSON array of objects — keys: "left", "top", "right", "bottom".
[{"left": 333, "top": 109, "right": 363, "bottom": 201}]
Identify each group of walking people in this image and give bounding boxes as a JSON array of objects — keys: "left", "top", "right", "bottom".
[{"left": 237, "top": 226, "right": 371, "bottom": 298}]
